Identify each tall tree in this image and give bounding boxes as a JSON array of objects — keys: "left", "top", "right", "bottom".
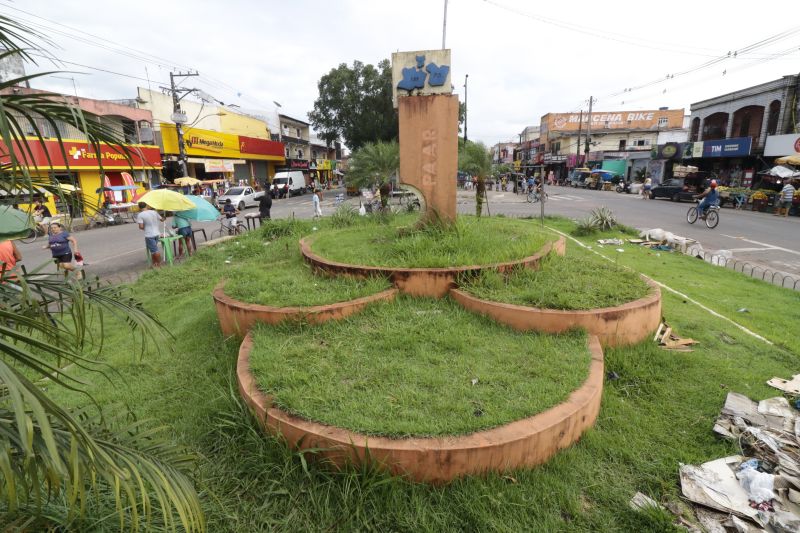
[
  {"left": 0, "top": 16, "right": 204, "bottom": 530},
  {"left": 458, "top": 141, "right": 492, "bottom": 217},
  {"left": 309, "top": 60, "right": 398, "bottom": 151}
]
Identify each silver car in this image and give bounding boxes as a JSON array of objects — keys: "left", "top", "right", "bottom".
[{"left": 216, "top": 186, "right": 263, "bottom": 210}]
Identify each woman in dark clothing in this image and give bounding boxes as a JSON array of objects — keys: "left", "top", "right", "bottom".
[{"left": 258, "top": 192, "right": 272, "bottom": 221}]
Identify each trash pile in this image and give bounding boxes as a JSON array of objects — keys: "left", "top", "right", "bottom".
[
  {"left": 636, "top": 228, "right": 697, "bottom": 252},
  {"left": 676, "top": 387, "right": 800, "bottom": 531}
]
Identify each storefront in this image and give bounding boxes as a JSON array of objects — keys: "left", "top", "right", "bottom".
[
  {"left": 1, "top": 137, "right": 161, "bottom": 217},
  {"left": 685, "top": 137, "right": 755, "bottom": 187},
  {"left": 160, "top": 125, "right": 285, "bottom": 187}
]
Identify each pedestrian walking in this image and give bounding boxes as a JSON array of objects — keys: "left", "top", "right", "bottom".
[
  {"left": 259, "top": 191, "right": 272, "bottom": 221},
  {"left": 43, "top": 222, "right": 81, "bottom": 278},
  {"left": 312, "top": 189, "right": 323, "bottom": 218},
  {"left": 642, "top": 177, "right": 652, "bottom": 200},
  {"left": 136, "top": 202, "right": 164, "bottom": 267},
  {"left": 775, "top": 179, "right": 796, "bottom": 217}
]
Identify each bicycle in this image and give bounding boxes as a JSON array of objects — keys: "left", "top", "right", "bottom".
[
  {"left": 526, "top": 188, "right": 547, "bottom": 203},
  {"left": 18, "top": 215, "right": 64, "bottom": 244},
  {"left": 210, "top": 217, "right": 247, "bottom": 240},
  {"left": 687, "top": 204, "right": 720, "bottom": 229}
]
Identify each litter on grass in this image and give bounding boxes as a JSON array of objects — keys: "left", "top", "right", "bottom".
[
  {"left": 768, "top": 374, "right": 800, "bottom": 395},
  {"left": 654, "top": 321, "right": 698, "bottom": 351},
  {"left": 677, "top": 391, "right": 800, "bottom": 531},
  {"left": 597, "top": 238, "right": 623, "bottom": 245}
]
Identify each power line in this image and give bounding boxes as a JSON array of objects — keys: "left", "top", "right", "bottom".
[{"left": 28, "top": 53, "right": 169, "bottom": 85}]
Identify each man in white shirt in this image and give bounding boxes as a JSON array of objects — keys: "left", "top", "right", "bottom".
[{"left": 136, "top": 202, "right": 164, "bottom": 267}]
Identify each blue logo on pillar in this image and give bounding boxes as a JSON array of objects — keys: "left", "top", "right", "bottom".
[{"left": 397, "top": 54, "right": 450, "bottom": 91}]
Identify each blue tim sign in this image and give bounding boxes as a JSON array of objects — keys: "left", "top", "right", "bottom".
[{"left": 702, "top": 137, "right": 752, "bottom": 158}]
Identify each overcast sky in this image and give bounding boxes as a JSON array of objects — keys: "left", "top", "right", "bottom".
[{"left": 7, "top": 0, "right": 800, "bottom": 147}]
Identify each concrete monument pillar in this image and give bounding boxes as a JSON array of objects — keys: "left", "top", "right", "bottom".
[{"left": 398, "top": 95, "right": 458, "bottom": 224}]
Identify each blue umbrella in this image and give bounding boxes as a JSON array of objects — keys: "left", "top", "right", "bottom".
[{"left": 175, "top": 195, "right": 219, "bottom": 221}]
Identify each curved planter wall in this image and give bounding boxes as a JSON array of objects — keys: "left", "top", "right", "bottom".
[
  {"left": 237, "top": 332, "right": 604, "bottom": 484},
  {"left": 450, "top": 277, "right": 661, "bottom": 347},
  {"left": 213, "top": 283, "right": 399, "bottom": 337},
  {"left": 300, "top": 236, "right": 566, "bottom": 298}
]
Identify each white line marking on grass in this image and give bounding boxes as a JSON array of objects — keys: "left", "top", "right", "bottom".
[{"left": 547, "top": 226, "right": 774, "bottom": 346}]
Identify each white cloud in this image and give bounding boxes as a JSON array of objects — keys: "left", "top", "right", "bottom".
[{"left": 10, "top": 0, "right": 799, "bottom": 145}]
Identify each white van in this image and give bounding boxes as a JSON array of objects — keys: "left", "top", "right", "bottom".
[{"left": 270, "top": 171, "right": 307, "bottom": 197}]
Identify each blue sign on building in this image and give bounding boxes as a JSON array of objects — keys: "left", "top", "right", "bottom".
[{"left": 702, "top": 137, "right": 752, "bottom": 158}]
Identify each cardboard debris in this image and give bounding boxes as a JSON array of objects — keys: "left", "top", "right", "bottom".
[
  {"left": 681, "top": 391, "right": 800, "bottom": 531},
  {"left": 654, "top": 322, "right": 698, "bottom": 351},
  {"left": 629, "top": 491, "right": 662, "bottom": 512},
  {"left": 679, "top": 455, "right": 765, "bottom": 525},
  {"left": 768, "top": 374, "right": 800, "bottom": 395}
]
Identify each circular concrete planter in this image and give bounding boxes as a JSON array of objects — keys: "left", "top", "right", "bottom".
[
  {"left": 449, "top": 276, "right": 661, "bottom": 347},
  {"left": 300, "top": 236, "right": 566, "bottom": 298},
  {"left": 237, "top": 332, "right": 604, "bottom": 484},
  {"left": 213, "top": 283, "right": 399, "bottom": 337}
]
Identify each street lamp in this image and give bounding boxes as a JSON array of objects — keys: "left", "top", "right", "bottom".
[{"left": 463, "top": 74, "right": 469, "bottom": 144}]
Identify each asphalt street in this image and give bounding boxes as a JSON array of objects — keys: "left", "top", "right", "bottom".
[{"left": 14, "top": 186, "right": 800, "bottom": 283}]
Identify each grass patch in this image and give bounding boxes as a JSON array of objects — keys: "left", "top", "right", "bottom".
[
  {"left": 222, "top": 234, "right": 390, "bottom": 307},
  {"left": 164, "top": 218, "right": 391, "bottom": 307},
  {"left": 310, "top": 214, "right": 554, "bottom": 267},
  {"left": 462, "top": 251, "right": 651, "bottom": 310},
  {"left": 28, "top": 214, "right": 800, "bottom": 531},
  {"left": 248, "top": 296, "right": 591, "bottom": 437},
  {"left": 545, "top": 216, "right": 800, "bottom": 354}
]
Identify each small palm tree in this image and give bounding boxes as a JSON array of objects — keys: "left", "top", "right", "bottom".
[
  {"left": 346, "top": 141, "right": 399, "bottom": 207},
  {"left": 459, "top": 141, "right": 492, "bottom": 216},
  {"left": 0, "top": 16, "right": 204, "bottom": 531}
]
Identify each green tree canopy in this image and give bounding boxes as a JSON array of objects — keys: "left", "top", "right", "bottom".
[
  {"left": 458, "top": 140, "right": 492, "bottom": 179},
  {"left": 309, "top": 59, "right": 398, "bottom": 151}
]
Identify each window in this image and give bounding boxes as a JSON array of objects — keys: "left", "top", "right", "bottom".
[
  {"left": 766, "top": 100, "right": 781, "bottom": 135},
  {"left": 618, "top": 140, "right": 626, "bottom": 150},
  {"left": 297, "top": 149, "right": 304, "bottom": 159},
  {"left": 657, "top": 117, "right": 668, "bottom": 127},
  {"left": 296, "top": 128, "right": 301, "bottom": 137}
]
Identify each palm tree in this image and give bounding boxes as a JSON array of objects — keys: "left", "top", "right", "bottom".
[
  {"left": 346, "top": 141, "right": 399, "bottom": 208},
  {"left": 459, "top": 141, "right": 492, "bottom": 216},
  {"left": 0, "top": 16, "right": 204, "bottom": 531}
]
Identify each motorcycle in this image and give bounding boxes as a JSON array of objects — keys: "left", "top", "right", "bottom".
[{"left": 615, "top": 181, "right": 631, "bottom": 194}]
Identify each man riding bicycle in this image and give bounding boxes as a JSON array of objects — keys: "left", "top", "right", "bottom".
[{"left": 694, "top": 179, "right": 719, "bottom": 219}]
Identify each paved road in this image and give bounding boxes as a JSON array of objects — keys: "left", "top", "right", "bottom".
[
  {"left": 15, "top": 186, "right": 800, "bottom": 283},
  {"left": 16, "top": 191, "right": 329, "bottom": 283},
  {"left": 459, "top": 186, "right": 800, "bottom": 280}
]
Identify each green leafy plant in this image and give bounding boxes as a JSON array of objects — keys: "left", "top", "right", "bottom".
[
  {"left": 0, "top": 17, "right": 204, "bottom": 530},
  {"left": 329, "top": 204, "right": 360, "bottom": 228},
  {"left": 346, "top": 141, "right": 399, "bottom": 207},
  {"left": 459, "top": 141, "right": 491, "bottom": 217}
]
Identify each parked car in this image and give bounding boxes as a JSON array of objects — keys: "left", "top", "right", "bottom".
[
  {"left": 650, "top": 174, "right": 711, "bottom": 202},
  {"left": 216, "top": 186, "right": 263, "bottom": 210},
  {"left": 271, "top": 170, "right": 307, "bottom": 197}
]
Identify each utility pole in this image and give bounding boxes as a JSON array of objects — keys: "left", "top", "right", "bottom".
[
  {"left": 169, "top": 70, "right": 199, "bottom": 177},
  {"left": 584, "top": 96, "right": 595, "bottom": 167},
  {"left": 442, "top": 0, "right": 448, "bottom": 49},
  {"left": 575, "top": 110, "right": 583, "bottom": 166},
  {"left": 463, "top": 74, "right": 469, "bottom": 143}
]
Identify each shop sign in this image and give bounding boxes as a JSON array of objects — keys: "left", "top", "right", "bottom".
[
  {"left": 285, "top": 158, "right": 309, "bottom": 170},
  {"left": 204, "top": 160, "right": 236, "bottom": 173},
  {"left": 764, "top": 134, "right": 800, "bottom": 156},
  {"left": 391, "top": 49, "right": 452, "bottom": 107},
  {"left": 692, "top": 142, "right": 703, "bottom": 158},
  {"left": 316, "top": 159, "right": 331, "bottom": 170},
  {"left": 238, "top": 135, "right": 285, "bottom": 161},
  {"left": 161, "top": 124, "right": 241, "bottom": 158},
  {"left": 702, "top": 137, "right": 751, "bottom": 158},
  {"left": 543, "top": 154, "right": 566, "bottom": 163},
  {"left": 0, "top": 137, "right": 161, "bottom": 169},
  {"left": 543, "top": 109, "right": 684, "bottom": 132}
]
